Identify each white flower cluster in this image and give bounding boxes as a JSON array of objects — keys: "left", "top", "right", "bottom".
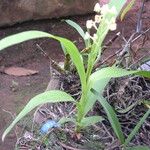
[
  {"left": 85, "top": 3, "right": 117, "bottom": 43},
  {"left": 84, "top": 32, "right": 98, "bottom": 43}
]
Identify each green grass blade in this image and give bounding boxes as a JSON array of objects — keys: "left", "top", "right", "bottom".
[
  {"left": 120, "top": 0, "right": 136, "bottom": 21},
  {"left": 109, "top": 0, "right": 127, "bottom": 15},
  {"left": 124, "top": 109, "right": 150, "bottom": 146},
  {"left": 116, "top": 102, "right": 137, "bottom": 114},
  {"left": 60, "top": 42, "right": 67, "bottom": 55},
  {"left": 65, "top": 19, "right": 85, "bottom": 40},
  {"left": 2, "top": 90, "right": 75, "bottom": 141},
  {"left": 83, "top": 78, "right": 109, "bottom": 116},
  {"left": 84, "top": 67, "right": 150, "bottom": 116},
  {"left": 89, "top": 67, "right": 150, "bottom": 84},
  {"left": 65, "top": 19, "right": 88, "bottom": 47},
  {"left": 88, "top": 66, "right": 150, "bottom": 92},
  {"left": 91, "top": 89, "right": 125, "bottom": 144},
  {"left": 57, "top": 37, "right": 86, "bottom": 90},
  {"left": 0, "top": 30, "right": 86, "bottom": 91},
  {"left": 0, "top": 31, "right": 50, "bottom": 51},
  {"left": 126, "top": 146, "right": 150, "bottom": 150},
  {"left": 80, "top": 116, "right": 104, "bottom": 128},
  {"left": 58, "top": 117, "right": 76, "bottom": 125}
]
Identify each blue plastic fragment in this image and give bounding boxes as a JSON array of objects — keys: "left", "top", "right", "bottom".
[{"left": 40, "top": 119, "right": 60, "bottom": 134}]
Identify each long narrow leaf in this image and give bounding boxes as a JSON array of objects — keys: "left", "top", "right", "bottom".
[
  {"left": 120, "top": 0, "right": 136, "bottom": 21},
  {"left": 89, "top": 67, "right": 150, "bottom": 85},
  {"left": 2, "top": 90, "right": 75, "bottom": 141},
  {"left": 84, "top": 67, "right": 150, "bottom": 116},
  {"left": 58, "top": 117, "right": 76, "bottom": 125},
  {"left": 91, "top": 89, "right": 125, "bottom": 144},
  {"left": 80, "top": 116, "right": 104, "bottom": 128},
  {"left": 109, "top": 0, "right": 127, "bottom": 15},
  {"left": 89, "top": 66, "right": 150, "bottom": 94},
  {"left": 0, "top": 31, "right": 50, "bottom": 50},
  {"left": 84, "top": 78, "right": 109, "bottom": 116},
  {"left": 0, "top": 30, "right": 86, "bottom": 91},
  {"left": 124, "top": 109, "right": 150, "bottom": 146},
  {"left": 127, "top": 146, "right": 150, "bottom": 150},
  {"left": 65, "top": 19, "right": 85, "bottom": 40},
  {"left": 65, "top": 19, "right": 88, "bottom": 47}
]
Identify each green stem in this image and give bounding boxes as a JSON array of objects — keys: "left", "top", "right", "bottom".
[{"left": 76, "top": 83, "right": 89, "bottom": 131}]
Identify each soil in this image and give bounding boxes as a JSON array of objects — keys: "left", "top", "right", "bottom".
[{"left": 0, "top": 1, "right": 150, "bottom": 150}]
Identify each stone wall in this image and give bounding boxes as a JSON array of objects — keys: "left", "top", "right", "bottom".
[{"left": 0, "top": 0, "right": 97, "bottom": 27}]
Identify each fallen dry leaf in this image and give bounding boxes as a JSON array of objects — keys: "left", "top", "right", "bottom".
[{"left": 4, "top": 66, "right": 38, "bottom": 76}]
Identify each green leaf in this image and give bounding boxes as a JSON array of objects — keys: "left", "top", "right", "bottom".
[
  {"left": 126, "top": 146, "right": 150, "bottom": 150},
  {"left": 109, "top": 0, "right": 127, "bottom": 16},
  {"left": 120, "top": 0, "right": 136, "bottom": 21},
  {"left": 60, "top": 42, "right": 67, "bottom": 55},
  {"left": 58, "top": 117, "right": 76, "bottom": 125},
  {"left": 65, "top": 19, "right": 88, "bottom": 47},
  {"left": 0, "top": 30, "right": 86, "bottom": 91},
  {"left": 83, "top": 78, "right": 109, "bottom": 116},
  {"left": 91, "top": 89, "right": 125, "bottom": 144},
  {"left": 89, "top": 67, "right": 150, "bottom": 84},
  {"left": 2, "top": 90, "right": 75, "bottom": 141},
  {"left": 116, "top": 101, "right": 137, "bottom": 114},
  {"left": 65, "top": 19, "right": 85, "bottom": 40},
  {"left": 80, "top": 116, "right": 104, "bottom": 128},
  {"left": 88, "top": 67, "right": 150, "bottom": 95},
  {"left": 0, "top": 31, "right": 50, "bottom": 51},
  {"left": 142, "top": 100, "right": 150, "bottom": 106},
  {"left": 124, "top": 109, "right": 150, "bottom": 146},
  {"left": 84, "top": 67, "right": 150, "bottom": 116}
]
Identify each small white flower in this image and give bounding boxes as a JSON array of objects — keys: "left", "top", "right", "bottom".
[
  {"left": 101, "top": 5, "right": 117, "bottom": 16},
  {"left": 109, "top": 23, "right": 117, "bottom": 31},
  {"left": 101, "top": 4, "right": 109, "bottom": 16},
  {"left": 106, "top": 17, "right": 117, "bottom": 31},
  {"left": 91, "top": 34, "right": 98, "bottom": 43},
  {"left": 109, "top": 6, "right": 117, "bottom": 15},
  {"left": 110, "top": 17, "right": 116, "bottom": 24},
  {"left": 93, "top": 34, "right": 98, "bottom": 41},
  {"left": 94, "top": 3, "right": 101, "bottom": 13},
  {"left": 84, "top": 32, "right": 90, "bottom": 40},
  {"left": 86, "top": 20, "right": 94, "bottom": 29},
  {"left": 95, "top": 15, "right": 102, "bottom": 23}
]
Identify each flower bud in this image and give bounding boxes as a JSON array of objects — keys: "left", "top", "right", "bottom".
[
  {"left": 94, "top": 3, "right": 101, "bottom": 13},
  {"left": 106, "top": 17, "right": 117, "bottom": 31},
  {"left": 95, "top": 15, "right": 102, "bottom": 23},
  {"left": 109, "top": 6, "right": 117, "bottom": 15},
  {"left": 93, "top": 34, "right": 98, "bottom": 42},
  {"left": 101, "top": 4, "right": 117, "bottom": 16},
  {"left": 84, "top": 32, "right": 90, "bottom": 40},
  {"left": 86, "top": 20, "right": 94, "bottom": 29},
  {"left": 101, "top": 4, "right": 109, "bottom": 16},
  {"left": 109, "top": 23, "right": 117, "bottom": 31}
]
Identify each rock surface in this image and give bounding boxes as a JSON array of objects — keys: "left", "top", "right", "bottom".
[{"left": 0, "top": 0, "right": 97, "bottom": 27}]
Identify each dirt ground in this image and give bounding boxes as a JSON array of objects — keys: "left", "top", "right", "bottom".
[{"left": 0, "top": 1, "right": 150, "bottom": 149}]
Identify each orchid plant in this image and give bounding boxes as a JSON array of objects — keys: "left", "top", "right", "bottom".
[{"left": 0, "top": 0, "right": 150, "bottom": 148}]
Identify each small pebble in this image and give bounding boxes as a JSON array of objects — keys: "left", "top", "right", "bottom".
[{"left": 139, "top": 61, "right": 150, "bottom": 71}]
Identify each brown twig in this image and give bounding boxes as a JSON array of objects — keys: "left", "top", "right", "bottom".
[
  {"left": 2, "top": 109, "right": 18, "bottom": 140},
  {"left": 102, "top": 32, "right": 121, "bottom": 52},
  {"left": 36, "top": 44, "right": 66, "bottom": 75},
  {"left": 57, "top": 141, "right": 84, "bottom": 150},
  {"left": 136, "top": 0, "right": 146, "bottom": 33}
]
